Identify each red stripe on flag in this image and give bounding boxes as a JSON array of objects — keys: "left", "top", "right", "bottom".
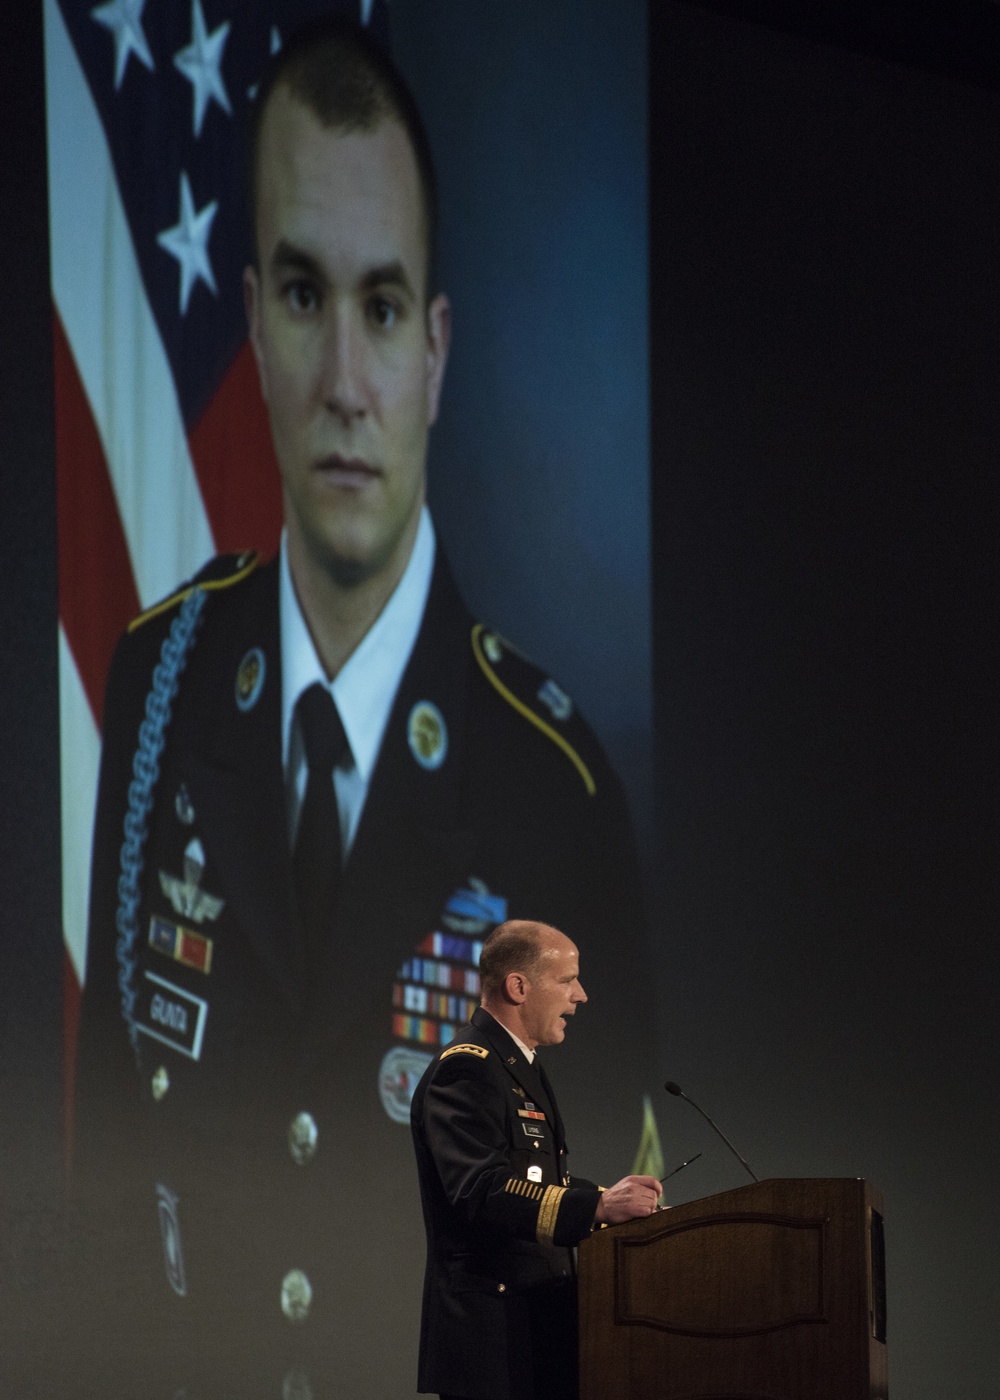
[
  {"left": 188, "top": 339, "right": 283, "bottom": 559},
  {"left": 53, "top": 309, "right": 140, "bottom": 729}
]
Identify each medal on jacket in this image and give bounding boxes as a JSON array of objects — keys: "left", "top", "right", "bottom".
[
  {"left": 235, "top": 647, "right": 266, "bottom": 712},
  {"left": 407, "top": 701, "right": 448, "bottom": 770},
  {"left": 378, "top": 879, "right": 507, "bottom": 1123}
]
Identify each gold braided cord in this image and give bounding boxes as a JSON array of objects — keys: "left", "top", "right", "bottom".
[
  {"left": 470, "top": 625, "right": 596, "bottom": 796},
  {"left": 440, "top": 1043, "right": 489, "bottom": 1060},
  {"left": 128, "top": 553, "right": 259, "bottom": 633}
]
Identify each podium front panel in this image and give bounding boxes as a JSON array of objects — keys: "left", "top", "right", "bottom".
[{"left": 578, "top": 1178, "right": 888, "bottom": 1400}]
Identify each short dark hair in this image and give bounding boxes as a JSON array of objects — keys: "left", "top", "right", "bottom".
[
  {"left": 247, "top": 14, "right": 438, "bottom": 290},
  {"left": 479, "top": 921, "right": 550, "bottom": 1000}
]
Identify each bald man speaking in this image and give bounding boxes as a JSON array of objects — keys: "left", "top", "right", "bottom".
[{"left": 410, "top": 920, "right": 660, "bottom": 1400}]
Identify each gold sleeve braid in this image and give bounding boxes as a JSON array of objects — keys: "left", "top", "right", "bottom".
[
  {"left": 504, "top": 1177, "right": 544, "bottom": 1203},
  {"left": 535, "top": 1185, "right": 567, "bottom": 1247}
]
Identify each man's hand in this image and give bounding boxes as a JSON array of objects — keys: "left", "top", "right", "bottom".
[{"left": 593, "top": 1174, "right": 662, "bottom": 1226}]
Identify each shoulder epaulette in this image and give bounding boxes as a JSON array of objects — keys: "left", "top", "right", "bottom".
[
  {"left": 440, "top": 1042, "right": 489, "bottom": 1061},
  {"left": 470, "top": 622, "right": 596, "bottom": 796},
  {"left": 128, "top": 551, "right": 260, "bottom": 633}
]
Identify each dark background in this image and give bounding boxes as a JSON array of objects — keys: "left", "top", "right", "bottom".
[
  {"left": 3, "top": 2, "right": 998, "bottom": 1396},
  {"left": 0, "top": 0, "right": 63, "bottom": 1367},
  {"left": 649, "top": 5, "right": 998, "bottom": 1399},
  {"left": 393, "top": 0, "right": 654, "bottom": 829}
]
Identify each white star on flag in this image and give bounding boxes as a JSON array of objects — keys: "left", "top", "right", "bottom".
[
  {"left": 174, "top": 0, "right": 232, "bottom": 138},
  {"left": 248, "top": 27, "right": 282, "bottom": 101},
  {"left": 157, "top": 171, "right": 219, "bottom": 314},
  {"left": 91, "top": 0, "right": 154, "bottom": 91}
]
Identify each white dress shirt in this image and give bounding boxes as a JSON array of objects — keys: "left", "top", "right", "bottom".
[
  {"left": 281, "top": 507, "right": 436, "bottom": 858},
  {"left": 508, "top": 1028, "right": 536, "bottom": 1064}
]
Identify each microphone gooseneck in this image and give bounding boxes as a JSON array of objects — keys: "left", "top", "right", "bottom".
[{"left": 663, "top": 1080, "right": 759, "bottom": 1183}]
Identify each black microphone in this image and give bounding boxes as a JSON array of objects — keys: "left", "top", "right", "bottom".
[{"left": 663, "top": 1081, "right": 758, "bottom": 1183}]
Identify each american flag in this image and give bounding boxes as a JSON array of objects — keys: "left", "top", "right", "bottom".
[{"left": 44, "top": 0, "right": 389, "bottom": 1133}]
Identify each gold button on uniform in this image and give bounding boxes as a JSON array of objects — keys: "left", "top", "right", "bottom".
[
  {"left": 151, "top": 1066, "right": 169, "bottom": 1101},
  {"left": 288, "top": 1111, "right": 318, "bottom": 1165},
  {"left": 283, "top": 1368, "right": 313, "bottom": 1400},
  {"left": 281, "top": 1269, "right": 313, "bottom": 1323}
]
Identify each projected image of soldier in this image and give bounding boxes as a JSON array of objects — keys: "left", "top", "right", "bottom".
[{"left": 72, "top": 15, "right": 650, "bottom": 1400}]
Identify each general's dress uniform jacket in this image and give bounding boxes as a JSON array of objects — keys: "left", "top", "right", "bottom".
[
  {"left": 71, "top": 549, "right": 648, "bottom": 1400},
  {"left": 411, "top": 1007, "right": 600, "bottom": 1400}
]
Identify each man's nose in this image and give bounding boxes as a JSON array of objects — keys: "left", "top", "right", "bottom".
[
  {"left": 320, "top": 306, "right": 368, "bottom": 423},
  {"left": 573, "top": 980, "right": 588, "bottom": 1004}
]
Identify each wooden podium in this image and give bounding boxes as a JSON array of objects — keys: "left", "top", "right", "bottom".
[{"left": 578, "top": 1178, "right": 887, "bottom": 1400}]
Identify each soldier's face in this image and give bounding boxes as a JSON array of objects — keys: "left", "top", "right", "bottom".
[
  {"left": 245, "top": 90, "right": 450, "bottom": 590},
  {"left": 521, "top": 935, "right": 588, "bottom": 1048}
]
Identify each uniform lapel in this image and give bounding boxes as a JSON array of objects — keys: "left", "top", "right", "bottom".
[
  {"left": 471, "top": 1008, "right": 542, "bottom": 1108},
  {"left": 176, "top": 552, "right": 479, "bottom": 1021},
  {"left": 471, "top": 1010, "right": 566, "bottom": 1147},
  {"left": 534, "top": 1056, "right": 567, "bottom": 1146},
  {"left": 331, "top": 557, "right": 477, "bottom": 1009},
  {"left": 179, "top": 560, "right": 305, "bottom": 1006}
]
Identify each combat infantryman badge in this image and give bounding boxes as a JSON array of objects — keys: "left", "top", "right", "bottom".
[
  {"left": 441, "top": 877, "right": 506, "bottom": 935},
  {"left": 159, "top": 838, "right": 225, "bottom": 923}
]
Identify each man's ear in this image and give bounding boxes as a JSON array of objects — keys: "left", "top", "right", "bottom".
[
  {"left": 502, "top": 970, "right": 528, "bottom": 1006},
  {"left": 243, "top": 264, "right": 269, "bottom": 403},
  {"left": 425, "top": 292, "right": 451, "bottom": 426}
]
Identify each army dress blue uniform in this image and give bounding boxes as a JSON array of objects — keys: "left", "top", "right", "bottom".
[
  {"left": 70, "top": 543, "right": 648, "bottom": 1400},
  {"left": 411, "top": 1006, "right": 601, "bottom": 1400}
]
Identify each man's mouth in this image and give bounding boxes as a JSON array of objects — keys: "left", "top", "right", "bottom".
[{"left": 313, "top": 454, "right": 380, "bottom": 488}]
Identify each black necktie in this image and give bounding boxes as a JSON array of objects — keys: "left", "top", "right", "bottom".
[{"left": 293, "top": 683, "right": 349, "bottom": 974}]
